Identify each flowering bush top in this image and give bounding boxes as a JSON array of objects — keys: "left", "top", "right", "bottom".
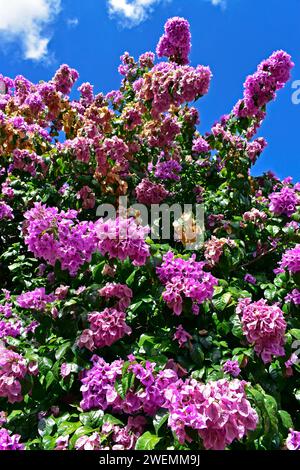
[{"left": 0, "top": 17, "right": 299, "bottom": 451}]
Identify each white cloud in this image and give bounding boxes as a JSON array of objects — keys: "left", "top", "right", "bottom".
[
  {"left": 0, "top": 0, "right": 61, "bottom": 60},
  {"left": 210, "top": 0, "right": 226, "bottom": 7},
  {"left": 107, "top": 0, "right": 164, "bottom": 26},
  {"left": 67, "top": 18, "right": 79, "bottom": 28}
]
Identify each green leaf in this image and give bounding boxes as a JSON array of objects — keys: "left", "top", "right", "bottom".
[
  {"left": 264, "top": 285, "right": 277, "bottom": 301},
  {"left": 55, "top": 341, "right": 72, "bottom": 361},
  {"left": 263, "top": 394, "right": 278, "bottom": 435},
  {"left": 64, "top": 299, "right": 77, "bottom": 307},
  {"left": 56, "top": 413, "right": 71, "bottom": 425},
  {"left": 121, "top": 371, "right": 135, "bottom": 397},
  {"left": 38, "top": 416, "right": 56, "bottom": 437},
  {"left": 278, "top": 410, "right": 293, "bottom": 429},
  {"left": 129, "top": 300, "right": 143, "bottom": 313},
  {"left": 42, "top": 435, "right": 57, "bottom": 450},
  {"left": 39, "top": 357, "right": 53, "bottom": 374},
  {"left": 135, "top": 432, "right": 161, "bottom": 450},
  {"left": 213, "top": 286, "right": 224, "bottom": 296},
  {"left": 45, "top": 371, "right": 55, "bottom": 390},
  {"left": 57, "top": 421, "right": 82, "bottom": 436},
  {"left": 138, "top": 334, "right": 155, "bottom": 348},
  {"left": 289, "top": 329, "right": 300, "bottom": 340},
  {"left": 126, "top": 270, "right": 137, "bottom": 286},
  {"left": 274, "top": 277, "right": 284, "bottom": 288},
  {"left": 102, "top": 414, "right": 124, "bottom": 426},
  {"left": 79, "top": 410, "right": 104, "bottom": 428},
  {"left": 230, "top": 314, "right": 243, "bottom": 339},
  {"left": 115, "top": 380, "right": 126, "bottom": 400},
  {"left": 153, "top": 410, "right": 169, "bottom": 434},
  {"left": 142, "top": 296, "right": 153, "bottom": 303},
  {"left": 266, "top": 225, "right": 280, "bottom": 237},
  {"left": 92, "top": 262, "right": 105, "bottom": 282},
  {"left": 190, "top": 344, "right": 204, "bottom": 365},
  {"left": 213, "top": 292, "right": 232, "bottom": 311},
  {"left": 249, "top": 386, "right": 278, "bottom": 442}
]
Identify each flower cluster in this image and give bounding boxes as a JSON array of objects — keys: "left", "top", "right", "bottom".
[
  {"left": 139, "top": 51, "right": 155, "bottom": 69},
  {"left": 156, "top": 17, "right": 191, "bottom": 65},
  {"left": 269, "top": 186, "right": 299, "bottom": 217},
  {"left": 173, "top": 325, "right": 192, "bottom": 348},
  {"left": 80, "top": 356, "right": 178, "bottom": 416},
  {"left": 77, "top": 186, "right": 96, "bottom": 209},
  {"left": 279, "top": 245, "right": 300, "bottom": 273},
  {"left": 285, "top": 289, "right": 300, "bottom": 305},
  {"left": 156, "top": 251, "right": 218, "bottom": 315},
  {"left": 0, "top": 347, "right": 28, "bottom": 403},
  {"left": 145, "top": 115, "right": 181, "bottom": 148},
  {"left": 102, "top": 416, "right": 146, "bottom": 450},
  {"left": 234, "top": 50, "right": 294, "bottom": 118},
  {"left": 237, "top": 298, "right": 286, "bottom": 363},
  {"left": 80, "top": 356, "right": 123, "bottom": 411},
  {"left": 135, "top": 178, "right": 169, "bottom": 205},
  {"left": 17, "top": 287, "right": 55, "bottom": 311},
  {"left": 192, "top": 136, "right": 210, "bottom": 154},
  {"left": 98, "top": 283, "right": 133, "bottom": 310},
  {"left": 0, "top": 202, "right": 13, "bottom": 220},
  {"left": 0, "top": 428, "right": 24, "bottom": 450},
  {"left": 243, "top": 208, "right": 267, "bottom": 226},
  {"left": 73, "top": 416, "right": 146, "bottom": 451},
  {"left": 0, "top": 301, "right": 12, "bottom": 318},
  {"left": 164, "top": 378, "right": 258, "bottom": 450},
  {"left": 0, "top": 320, "right": 21, "bottom": 340},
  {"left": 244, "top": 274, "right": 257, "bottom": 285},
  {"left": 136, "top": 62, "right": 212, "bottom": 117},
  {"left": 95, "top": 217, "right": 150, "bottom": 266},
  {"left": 285, "top": 353, "right": 298, "bottom": 377},
  {"left": 222, "top": 360, "right": 241, "bottom": 377},
  {"left": 204, "top": 236, "right": 236, "bottom": 267},
  {"left": 75, "top": 432, "right": 101, "bottom": 450},
  {"left": 78, "top": 308, "right": 131, "bottom": 350},
  {"left": 63, "top": 137, "right": 92, "bottom": 163},
  {"left": 97, "top": 136, "right": 129, "bottom": 174},
  {"left": 122, "top": 105, "right": 142, "bottom": 131},
  {"left": 12, "top": 149, "right": 47, "bottom": 176},
  {"left": 154, "top": 159, "right": 182, "bottom": 181},
  {"left": 24, "top": 203, "right": 97, "bottom": 276},
  {"left": 52, "top": 64, "right": 79, "bottom": 95},
  {"left": 286, "top": 429, "right": 300, "bottom": 450},
  {"left": 246, "top": 138, "right": 268, "bottom": 163}
]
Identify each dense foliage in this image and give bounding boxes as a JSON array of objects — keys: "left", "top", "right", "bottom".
[{"left": 0, "top": 17, "right": 300, "bottom": 451}]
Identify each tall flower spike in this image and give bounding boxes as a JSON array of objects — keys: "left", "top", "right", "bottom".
[{"left": 156, "top": 17, "right": 191, "bottom": 65}]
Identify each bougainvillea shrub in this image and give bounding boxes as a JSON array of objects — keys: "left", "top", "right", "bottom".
[{"left": 0, "top": 17, "right": 300, "bottom": 451}]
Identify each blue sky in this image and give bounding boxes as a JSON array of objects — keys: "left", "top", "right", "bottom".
[{"left": 0, "top": 0, "right": 299, "bottom": 181}]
